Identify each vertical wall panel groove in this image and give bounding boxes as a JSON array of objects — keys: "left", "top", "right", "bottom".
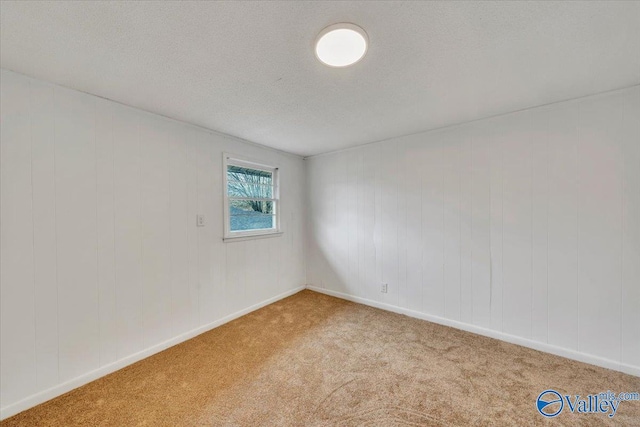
[
  {"left": 1, "top": 71, "right": 37, "bottom": 405},
  {"left": 55, "top": 85, "right": 100, "bottom": 382},
  {"left": 621, "top": 87, "right": 640, "bottom": 367},
  {"left": 577, "top": 94, "right": 623, "bottom": 361},
  {"left": 30, "top": 79, "right": 60, "bottom": 389},
  {"left": 96, "top": 99, "right": 117, "bottom": 367},
  {"left": 531, "top": 108, "right": 549, "bottom": 344}
]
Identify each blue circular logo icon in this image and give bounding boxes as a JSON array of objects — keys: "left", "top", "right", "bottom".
[{"left": 537, "top": 389, "right": 564, "bottom": 417}]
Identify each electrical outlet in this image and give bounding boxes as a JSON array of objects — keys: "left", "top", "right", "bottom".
[
  {"left": 381, "top": 283, "right": 388, "bottom": 293},
  {"left": 196, "top": 214, "right": 205, "bottom": 227}
]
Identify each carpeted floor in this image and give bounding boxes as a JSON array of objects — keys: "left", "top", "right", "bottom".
[{"left": 2, "top": 290, "right": 639, "bottom": 426}]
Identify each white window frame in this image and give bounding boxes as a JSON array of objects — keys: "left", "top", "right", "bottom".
[{"left": 223, "top": 153, "right": 282, "bottom": 242}]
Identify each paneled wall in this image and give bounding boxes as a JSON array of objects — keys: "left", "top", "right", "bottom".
[
  {"left": 306, "top": 86, "right": 640, "bottom": 375},
  {"left": 0, "top": 69, "right": 306, "bottom": 417},
  {"left": 1, "top": 67, "right": 638, "bottom": 419}
]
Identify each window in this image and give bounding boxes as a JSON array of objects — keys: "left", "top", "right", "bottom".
[{"left": 223, "top": 154, "right": 281, "bottom": 241}]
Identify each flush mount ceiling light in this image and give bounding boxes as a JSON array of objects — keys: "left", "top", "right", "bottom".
[{"left": 315, "top": 23, "right": 368, "bottom": 67}]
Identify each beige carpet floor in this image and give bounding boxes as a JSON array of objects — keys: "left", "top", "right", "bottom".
[{"left": 2, "top": 290, "right": 639, "bottom": 426}]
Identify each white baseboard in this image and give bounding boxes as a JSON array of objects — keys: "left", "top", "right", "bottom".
[
  {"left": 306, "top": 286, "right": 640, "bottom": 378},
  {"left": 3, "top": 284, "right": 636, "bottom": 420},
  {"left": 0, "top": 286, "right": 305, "bottom": 421}
]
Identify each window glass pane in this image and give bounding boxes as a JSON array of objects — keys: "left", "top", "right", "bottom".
[
  {"left": 227, "top": 181, "right": 272, "bottom": 198},
  {"left": 229, "top": 199, "right": 275, "bottom": 231},
  {"left": 230, "top": 199, "right": 274, "bottom": 214},
  {"left": 227, "top": 165, "right": 273, "bottom": 199},
  {"left": 227, "top": 165, "right": 273, "bottom": 200}
]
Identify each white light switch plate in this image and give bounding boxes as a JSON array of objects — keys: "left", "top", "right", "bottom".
[{"left": 196, "top": 214, "right": 205, "bottom": 227}]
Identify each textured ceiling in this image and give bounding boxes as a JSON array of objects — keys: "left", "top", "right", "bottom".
[{"left": 1, "top": 1, "right": 639, "bottom": 157}]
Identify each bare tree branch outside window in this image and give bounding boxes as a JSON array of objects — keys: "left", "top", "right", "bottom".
[{"left": 227, "top": 165, "right": 274, "bottom": 213}]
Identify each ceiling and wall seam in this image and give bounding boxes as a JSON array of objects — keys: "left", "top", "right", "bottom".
[
  {"left": 3, "top": 1, "right": 638, "bottom": 156},
  {"left": 0, "top": 67, "right": 640, "bottom": 160},
  {"left": 0, "top": 67, "right": 304, "bottom": 161},
  {"left": 303, "top": 83, "right": 640, "bottom": 160},
  {"left": 4, "top": 67, "right": 638, "bottom": 162}
]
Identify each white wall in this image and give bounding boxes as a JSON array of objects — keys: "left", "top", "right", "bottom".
[
  {"left": 1, "top": 68, "right": 638, "bottom": 420},
  {"left": 306, "top": 86, "right": 640, "bottom": 376},
  {"left": 0, "top": 69, "right": 306, "bottom": 418}
]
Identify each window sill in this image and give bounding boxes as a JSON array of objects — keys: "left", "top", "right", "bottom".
[{"left": 223, "top": 231, "right": 283, "bottom": 243}]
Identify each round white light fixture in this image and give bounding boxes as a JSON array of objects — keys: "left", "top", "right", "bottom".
[{"left": 315, "top": 23, "right": 368, "bottom": 67}]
